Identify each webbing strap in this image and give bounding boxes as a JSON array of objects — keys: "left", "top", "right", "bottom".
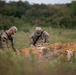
[{"left": 33, "top": 31, "right": 44, "bottom": 46}]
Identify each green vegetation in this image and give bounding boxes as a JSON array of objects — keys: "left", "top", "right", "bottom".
[
  {"left": 0, "top": 50, "right": 76, "bottom": 75},
  {"left": 0, "top": 0, "right": 76, "bottom": 30},
  {"left": 14, "top": 27, "right": 76, "bottom": 49},
  {"left": 0, "top": 0, "right": 76, "bottom": 75},
  {"left": 0, "top": 26, "right": 76, "bottom": 75}
]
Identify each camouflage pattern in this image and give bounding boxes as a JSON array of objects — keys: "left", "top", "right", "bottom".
[
  {"left": 0, "top": 31, "right": 13, "bottom": 50},
  {"left": 30, "top": 31, "right": 50, "bottom": 46}
]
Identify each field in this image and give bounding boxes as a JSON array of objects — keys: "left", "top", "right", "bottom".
[
  {"left": 0, "top": 26, "right": 76, "bottom": 75},
  {"left": 14, "top": 26, "right": 76, "bottom": 49}
]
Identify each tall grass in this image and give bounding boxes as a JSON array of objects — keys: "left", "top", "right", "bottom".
[
  {"left": 14, "top": 26, "right": 76, "bottom": 49},
  {"left": 0, "top": 27, "right": 76, "bottom": 75},
  {"left": 0, "top": 50, "right": 76, "bottom": 75}
]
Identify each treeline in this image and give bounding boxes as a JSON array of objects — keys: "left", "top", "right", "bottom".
[{"left": 0, "top": 0, "right": 76, "bottom": 30}]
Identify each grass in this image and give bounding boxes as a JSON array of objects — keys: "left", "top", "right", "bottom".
[
  {"left": 14, "top": 26, "right": 76, "bottom": 49},
  {"left": 0, "top": 26, "right": 76, "bottom": 75},
  {"left": 0, "top": 50, "right": 76, "bottom": 75}
]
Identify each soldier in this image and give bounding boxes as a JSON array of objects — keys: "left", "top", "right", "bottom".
[
  {"left": 30, "top": 27, "right": 50, "bottom": 48},
  {"left": 0, "top": 26, "right": 18, "bottom": 52}
]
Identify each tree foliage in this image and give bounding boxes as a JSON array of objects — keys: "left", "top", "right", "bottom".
[{"left": 0, "top": 0, "right": 76, "bottom": 30}]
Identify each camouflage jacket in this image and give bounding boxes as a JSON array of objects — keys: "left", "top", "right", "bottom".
[
  {"left": 30, "top": 31, "right": 50, "bottom": 46},
  {"left": 0, "top": 31, "right": 14, "bottom": 50}
]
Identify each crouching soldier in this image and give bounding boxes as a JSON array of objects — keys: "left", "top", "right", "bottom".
[
  {"left": 30, "top": 27, "right": 50, "bottom": 48},
  {"left": 0, "top": 26, "right": 18, "bottom": 52}
]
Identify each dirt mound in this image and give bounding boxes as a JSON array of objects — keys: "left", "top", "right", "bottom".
[
  {"left": 20, "top": 48, "right": 42, "bottom": 57},
  {"left": 20, "top": 42, "right": 76, "bottom": 61}
]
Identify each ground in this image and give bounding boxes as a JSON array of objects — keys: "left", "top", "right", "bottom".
[{"left": 20, "top": 42, "right": 76, "bottom": 62}]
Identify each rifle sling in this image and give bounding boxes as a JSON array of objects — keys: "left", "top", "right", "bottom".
[{"left": 33, "top": 31, "right": 44, "bottom": 46}]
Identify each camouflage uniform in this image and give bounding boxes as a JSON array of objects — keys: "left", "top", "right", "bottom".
[
  {"left": 30, "top": 30, "right": 50, "bottom": 47},
  {"left": 0, "top": 26, "right": 18, "bottom": 51},
  {"left": 0, "top": 31, "right": 14, "bottom": 50}
]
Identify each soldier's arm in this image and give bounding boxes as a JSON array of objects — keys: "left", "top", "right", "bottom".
[
  {"left": 10, "top": 37, "right": 17, "bottom": 52},
  {"left": 44, "top": 31, "right": 50, "bottom": 43}
]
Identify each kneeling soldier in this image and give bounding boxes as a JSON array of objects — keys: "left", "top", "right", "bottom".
[
  {"left": 0, "top": 26, "right": 18, "bottom": 52},
  {"left": 30, "top": 27, "right": 50, "bottom": 48}
]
